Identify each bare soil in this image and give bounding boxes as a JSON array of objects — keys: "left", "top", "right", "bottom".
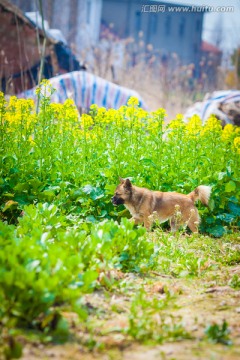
[{"left": 21, "top": 265, "right": 240, "bottom": 360}]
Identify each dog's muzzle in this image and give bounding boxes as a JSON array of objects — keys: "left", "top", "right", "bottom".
[{"left": 111, "top": 196, "right": 124, "bottom": 206}]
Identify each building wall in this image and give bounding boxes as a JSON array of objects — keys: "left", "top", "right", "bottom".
[
  {"left": 101, "top": 0, "right": 204, "bottom": 69},
  {"left": 10, "top": 0, "right": 102, "bottom": 52},
  {"left": 51, "top": 0, "right": 71, "bottom": 38},
  {"left": 10, "top": 0, "right": 204, "bottom": 70}
]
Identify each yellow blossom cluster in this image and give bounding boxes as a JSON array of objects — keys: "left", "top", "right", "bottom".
[
  {"left": 185, "top": 115, "right": 202, "bottom": 136},
  {"left": 201, "top": 115, "right": 222, "bottom": 135},
  {"left": 3, "top": 96, "right": 36, "bottom": 132},
  {"left": 1, "top": 88, "right": 240, "bottom": 157},
  {"left": 0, "top": 91, "right": 7, "bottom": 109},
  {"left": 147, "top": 112, "right": 164, "bottom": 134},
  {"left": 222, "top": 124, "right": 240, "bottom": 144},
  {"left": 127, "top": 96, "right": 139, "bottom": 107},
  {"left": 49, "top": 99, "right": 79, "bottom": 134},
  {"left": 35, "top": 79, "right": 55, "bottom": 98},
  {"left": 81, "top": 113, "right": 94, "bottom": 128},
  {"left": 234, "top": 137, "right": 240, "bottom": 154},
  {"left": 168, "top": 114, "right": 186, "bottom": 130}
]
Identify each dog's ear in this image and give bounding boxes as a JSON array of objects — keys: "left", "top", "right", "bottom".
[
  {"left": 124, "top": 178, "right": 132, "bottom": 189},
  {"left": 119, "top": 177, "right": 124, "bottom": 184}
]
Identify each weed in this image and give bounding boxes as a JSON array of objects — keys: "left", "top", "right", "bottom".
[
  {"left": 126, "top": 289, "right": 190, "bottom": 343},
  {"left": 229, "top": 274, "right": 240, "bottom": 289},
  {"left": 0, "top": 83, "right": 239, "bottom": 235},
  {"left": 204, "top": 320, "right": 232, "bottom": 345}
]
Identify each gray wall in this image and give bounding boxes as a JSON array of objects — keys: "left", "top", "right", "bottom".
[
  {"left": 102, "top": 0, "right": 204, "bottom": 67},
  {"left": 10, "top": 0, "right": 102, "bottom": 51}
]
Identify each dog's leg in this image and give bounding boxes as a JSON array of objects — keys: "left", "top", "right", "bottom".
[
  {"left": 186, "top": 208, "right": 199, "bottom": 233},
  {"left": 131, "top": 217, "right": 142, "bottom": 225},
  {"left": 170, "top": 217, "right": 180, "bottom": 232},
  {"left": 130, "top": 214, "right": 144, "bottom": 226},
  {"left": 187, "top": 220, "right": 199, "bottom": 233},
  {"left": 132, "top": 212, "right": 151, "bottom": 230},
  {"left": 143, "top": 215, "right": 152, "bottom": 230}
]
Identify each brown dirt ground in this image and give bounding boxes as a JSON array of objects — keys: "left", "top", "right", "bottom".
[{"left": 21, "top": 265, "right": 240, "bottom": 360}]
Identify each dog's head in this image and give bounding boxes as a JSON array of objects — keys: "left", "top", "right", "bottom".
[{"left": 111, "top": 178, "right": 132, "bottom": 206}]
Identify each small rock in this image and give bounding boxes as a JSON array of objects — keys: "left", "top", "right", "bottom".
[{"left": 220, "top": 301, "right": 227, "bottom": 306}]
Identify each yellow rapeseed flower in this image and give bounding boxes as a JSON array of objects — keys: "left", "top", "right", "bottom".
[
  {"left": 151, "top": 108, "right": 167, "bottom": 118},
  {"left": 104, "top": 109, "right": 117, "bottom": 124},
  {"left": 94, "top": 107, "right": 106, "bottom": 124},
  {"left": 90, "top": 104, "right": 98, "bottom": 110},
  {"left": 89, "top": 104, "right": 99, "bottom": 118},
  {"left": 127, "top": 96, "right": 139, "bottom": 107},
  {"left": 186, "top": 115, "right": 202, "bottom": 136},
  {"left": 147, "top": 117, "right": 159, "bottom": 134},
  {"left": 133, "top": 115, "right": 144, "bottom": 130},
  {"left": 81, "top": 113, "right": 94, "bottom": 128},
  {"left": 125, "top": 106, "right": 135, "bottom": 118},
  {"left": 4, "top": 97, "right": 35, "bottom": 129},
  {"left": 168, "top": 114, "right": 186, "bottom": 130},
  {"left": 50, "top": 103, "right": 63, "bottom": 116},
  {"left": 26, "top": 114, "right": 37, "bottom": 129},
  {"left": 63, "top": 99, "right": 79, "bottom": 122},
  {"left": 113, "top": 113, "right": 125, "bottom": 127},
  {"left": 0, "top": 92, "right": 7, "bottom": 109},
  {"left": 28, "top": 135, "right": 36, "bottom": 146},
  {"left": 234, "top": 127, "right": 240, "bottom": 136},
  {"left": 7, "top": 96, "right": 17, "bottom": 110},
  {"left": 233, "top": 137, "right": 240, "bottom": 154},
  {"left": 35, "top": 79, "right": 55, "bottom": 97},
  {"left": 202, "top": 115, "right": 222, "bottom": 135},
  {"left": 0, "top": 91, "right": 5, "bottom": 100},
  {"left": 138, "top": 108, "right": 148, "bottom": 119},
  {"left": 98, "top": 107, "right": 106, "bottom": 116},
  {"left": 222, "top": 124, "right": 235, "bottom": 142}
]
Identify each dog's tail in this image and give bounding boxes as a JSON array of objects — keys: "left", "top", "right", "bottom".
[{"left": 188, "top": 185, "right": 211, "bottom": 206}]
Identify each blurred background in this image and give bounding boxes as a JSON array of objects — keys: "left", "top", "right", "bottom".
[{"left": 1, "top": 0, "right": 240, "bottom": 116}]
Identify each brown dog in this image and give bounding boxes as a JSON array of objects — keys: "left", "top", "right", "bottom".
[{"left": 112, "top": 178, "right": 211, "bottom": 232}]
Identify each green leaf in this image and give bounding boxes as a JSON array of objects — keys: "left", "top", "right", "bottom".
[
  {"left": 105, "top": 183, "right": 117, "bottom": 195},
  {"left": 208, "top": 225, "right": 226, "bottom": 238},
  {"left": 218, "top": 172, "right": 226, "bottom": 181},
  {"left": 28, "top": 178, "right": 43, "bottom": 190},
  {"left": 208, "top": 198, "right": 215, "bottom": 212},
  {"left": 4, "top": 338, "right": 22, "bottom": 359},
  {"left": 228, "top": 202, "right": 240, "bottom": 216},
  {"left": 14, "top": 182, "right": 30, "bottom": 192},
  {"left": 2, "top": 193, "right": 14, "bottom": 198},
  {"left": 119, "top": 252, "right": 129, "bottom": 261},
  {"left": 86, "top": 215, "right": 97, "bottom": 223},
  {"left": 205, "top": 216, "right": 215, "bottom": 224},
  {"left": 2, "top": 200, "right": 18, "bottom": 212},
  {"left": 82, "top": 185, "right": 104, "bottom": 200},
  {"left": 39, "top": 190, "right": 55, "bottom": 201},
  {"left": 225, "top": 181, "right": 236, "bottom": 193},
  {"left": 139, "top": 158, "right": 157, "bottom": 168},
  {"left": 216, "top": 213, "right": 235, "bottom": 223},
  {"left": 82, "top": 184, "right": 94, "bottom": 194},
  {"left": 52, "top": 317, "right": 69, "bottom": 344},
  {"left": 14, "top": 194, "right": 30, "bottom": 205},
  {"left": 79, "top": 270, "right": 98, "bottom": 292}
]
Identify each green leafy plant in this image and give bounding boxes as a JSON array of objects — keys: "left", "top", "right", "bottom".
[
  {"left": 127, "top": 289, "right": 190, "bottom": 343},
  {"left": 204, "top": 320, "right": 232, "bottom": 345},
  {"left": 1, "top": 83, "right": 240, "bottom": 356},
  {"left": 229, "top": 274, "right": 240, "bottom": 289},
  {"left": 0, "top": 84, "right": 239, "bottom": 235}
]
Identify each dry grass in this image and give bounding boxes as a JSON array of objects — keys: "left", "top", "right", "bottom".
[{"left": 80, "top": 33, "right": 228, "bottom": 118}]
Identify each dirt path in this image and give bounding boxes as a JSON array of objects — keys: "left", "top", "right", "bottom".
[{"left": 21, "top": 264, "right": 240, "bottom": 360}]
